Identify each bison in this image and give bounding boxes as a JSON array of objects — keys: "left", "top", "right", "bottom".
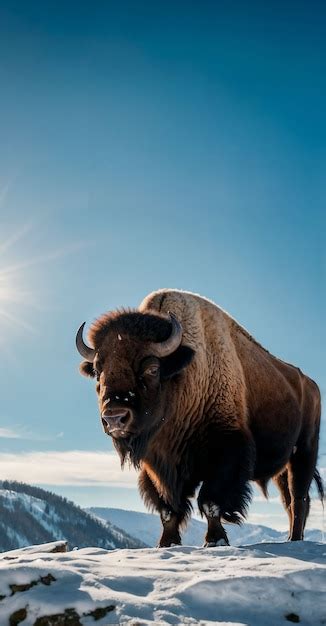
[{"left": 76, "top": 289, "right": 323, "bottom": 546}]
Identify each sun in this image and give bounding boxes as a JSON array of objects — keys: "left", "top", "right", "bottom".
[
  {"left": 0, "top": 222, "right": 88, "bottom": 338},
  {"left": 0, "top": 274, "right": 8, "bottom": 298},
  {"left": 0, "top": 274, "right": 35, "bottom": 334},
  {"left": 0, "top": 226, "right": 38, "bottom": 334},
  {"left": 0, "top": 274, "right": 16, "bottom": 302},
  {"left": 0, "top": 199, "right": 89, "bottom": 342}
]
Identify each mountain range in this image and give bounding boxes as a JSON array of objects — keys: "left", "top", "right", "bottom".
[
  {"left": 88, "top": 506, "right": 324, "bottom": 547},
  {"left": 0, "top": 480, "right": 145, "bottom": 552},
  {"left": 0, "top": 480, "right": 322, "bottom": 554}
]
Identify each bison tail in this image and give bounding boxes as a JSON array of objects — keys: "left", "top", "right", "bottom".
[{"left": 313, "top": 469, "right": 325, "bottom": 506}]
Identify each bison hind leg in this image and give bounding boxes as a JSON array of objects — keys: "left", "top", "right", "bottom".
[
  {"left": 287, "top": 441, "right": 320, "bottom": 541},
  {"left": 273, "top": 469, "right": 292, "bottom": 538}
]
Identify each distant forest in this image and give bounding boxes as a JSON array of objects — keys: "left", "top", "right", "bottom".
[{"left": 0, "top": 480, "right": 144, "bottom": 552}]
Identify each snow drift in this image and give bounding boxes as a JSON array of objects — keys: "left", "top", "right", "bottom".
[{"left": 0, "top": 540, "right": 325, "bottom": 625}]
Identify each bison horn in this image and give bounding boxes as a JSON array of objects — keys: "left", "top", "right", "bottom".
[
  {"left": 76, "top": 322, "right": 96, "bottom": 362},
  {"left": 152, "top": 313, "right": 182, "bottom": 357}
]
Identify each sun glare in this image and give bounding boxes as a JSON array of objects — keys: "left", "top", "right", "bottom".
[
  {"left": 0, "top": 224, "right": 39, "bottom": 337},
  {"left": 0, "top": 267, "right": 35, "bottom": 337},
  {"left": 0, "top": 221, "right": 88, "bottom": 341},
  {"left": 0, "top": 274, "right": 17, "bottom": 302}
]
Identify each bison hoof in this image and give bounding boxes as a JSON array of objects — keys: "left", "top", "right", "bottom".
[
  {"left": 204, "top": 538, "right": 229, "bottom": 547},
  {"left": 157, "top": 541, "right": 181, "bottom": 548}
]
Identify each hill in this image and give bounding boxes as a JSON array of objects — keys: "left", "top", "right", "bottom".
[
  {"left": 88, "top": 506, "right": 324, "bottom": 547},
  {"left": 0, "top": 540, "right": 324, "bottom": 625},
  {"left": 0, "top": 481, "right": 145, "bottom": 552}
]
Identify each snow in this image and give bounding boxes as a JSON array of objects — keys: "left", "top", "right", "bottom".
[
  {"left": 0, "top": 541, "right": 325, "bottom": 625},
  {"left": 2, "top": 540, "right": 68, "bottom": 557}
]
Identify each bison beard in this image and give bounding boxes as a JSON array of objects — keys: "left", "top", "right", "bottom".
[{"left": 113, "top": 426, "right": 158, "bottom": 469}]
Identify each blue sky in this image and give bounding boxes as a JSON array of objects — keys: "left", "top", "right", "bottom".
[{"left": 0, "top": 1, "right": 325, "bottom": 529}]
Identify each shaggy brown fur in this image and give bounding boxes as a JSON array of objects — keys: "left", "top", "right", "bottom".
[{"left": 78, "top": 289, "right": 323, "bottom": 546}]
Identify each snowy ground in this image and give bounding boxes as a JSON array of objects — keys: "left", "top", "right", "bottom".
[{"left": 0, "top": 541, "right": 325, "bottom": 625}]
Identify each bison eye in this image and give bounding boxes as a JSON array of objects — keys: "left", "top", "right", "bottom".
[{"left": 143, "top": 365, "right": 159, "bottom": 377}]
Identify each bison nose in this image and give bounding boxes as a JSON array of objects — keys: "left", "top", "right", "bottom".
[{"left": 101, "top": 407, "right": 132, "bottom": 433}]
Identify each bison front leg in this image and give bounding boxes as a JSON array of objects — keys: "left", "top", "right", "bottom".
[
  {"left": 138, "top": 468, "right": 190, "bottom": 547},
  {"left": 198, "top": 428, "right": 255, "bottom": 547},
  {"left": 159, "top": 499, "right": 193, "bottom": 547},
  {"left": 198, "top": 484, "right": 230, "bottom": 547},
  {"left": 201, "top": 502, "right": 229, "bottom": 547},
  {"left": 158, "top": 508, "right": 182, "bottom": 547},
  {"left": 198, "top": 478, "right": 251, "bottom": 547}
]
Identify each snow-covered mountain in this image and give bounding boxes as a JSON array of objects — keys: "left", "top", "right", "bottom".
[
  {"left": 0, "top": 481, "right": 145, "bottom": 552},
  {"left": 88, "top": 506, "right": 324, "bottom": 547},
  {"left": 0, "top": 540, "right": 325, "bottom": 625}
]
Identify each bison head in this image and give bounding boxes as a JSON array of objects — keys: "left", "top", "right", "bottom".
[{"left": 76, "top": 310, "right": 195, "bottom": 466}]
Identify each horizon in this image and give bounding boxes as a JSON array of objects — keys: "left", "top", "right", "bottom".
[
  {"left": 0, "top": 478, "right": 324, "bottom": 539},
  {"left": 0, "top": 1, "right": 325, "bottom": 533}
]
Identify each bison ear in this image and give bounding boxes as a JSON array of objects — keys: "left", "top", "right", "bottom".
[
  {"left": 79, "top": 361, "right": 95, "bottom": 378},
  {"left": 160, "top": 345, "right": 195, "bottom": 379}
]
